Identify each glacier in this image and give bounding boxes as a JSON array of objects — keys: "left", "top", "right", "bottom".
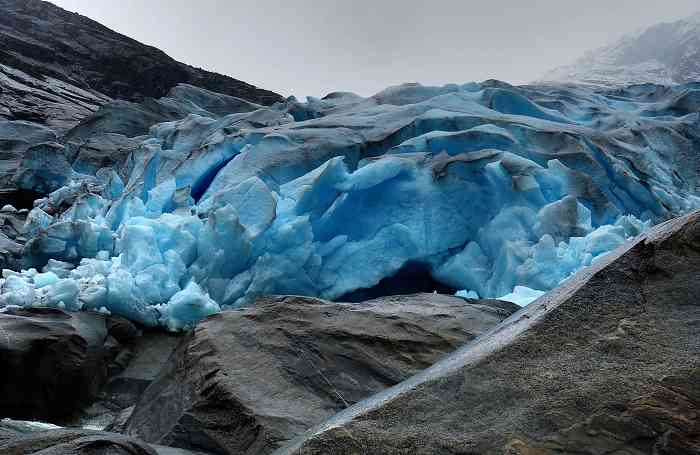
[{"left": 3, "top": 80, "right": 700, "bottom": 329}]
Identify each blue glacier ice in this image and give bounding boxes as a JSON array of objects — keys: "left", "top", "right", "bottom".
[
  {"left": 493, "top": 286, "right": 546, "bottom": 307},
  {"left": 3, "top": 81, "right": 700, "bottom": 329}
]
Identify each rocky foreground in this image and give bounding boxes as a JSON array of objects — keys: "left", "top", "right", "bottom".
[
  {"left": 278, "top": 210, "right": 700, "bottom": 455},
  {"left": 1, "top": 209, "right": 698, "bottom": 454},
  {"left": 0, "top": 293, "right": 517, "bottom": 454}
]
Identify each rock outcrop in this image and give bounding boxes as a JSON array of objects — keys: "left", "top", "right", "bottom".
[
  {"left": 0, "top": 427, "right": 159, "bottom": 455},
  {"left": 123, "top": 294, "right": 518, "bottom": 454},
  {"left": 0, "top": 307, "right": 181, "bottom": 424},
  {"left": 275, "top": 210, "right": 700, "bottom": 455},
  {"left": 0, "top": 422, "right": 211, "bottom": 454},
  {"left": 0, "top": 64, "right": 111, "bottom": 133},
  {"left": 0, "top": 205, "right": 26, "bottom": 269}
]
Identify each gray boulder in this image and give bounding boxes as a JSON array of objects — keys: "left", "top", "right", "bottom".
[
  {"left": 0, "top": 307, "right": 111, "bottom": 421},
  {"left": 123, "top": 294, "right": 518, "bottom": 455},
  {"left": 0, "top": 307, "right": 179, "bottom": 424},
  {"left": 0, "top": 64, "right": 110, "bottom": 133},
  {"left": 0, "top": 423, "right": 210, "bottom": 455},
  {"left": 0, "top": 428, "right": 158, "bottom": 455},
  {"left": 275, "top": 211, "right": 700, "bottom": 455}
]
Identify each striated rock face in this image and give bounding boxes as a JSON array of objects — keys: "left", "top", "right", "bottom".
[
  {"left": 122, "top": 294, "right": 518, "bottom": 454},
  {"left": 0, "top": 205, "right": 26, "bottom": 269},
  {"left": 275, "top": 210, "right": 700, "bottom": 455},
  {"left": 504, "top": 369, "right": 700, "bottom": 455},
  {"left": 0, "top": 0, "right": 282, "bottom": 106},
  {"left": 0, "top": 64, "right": 112, "bottom": 133}
]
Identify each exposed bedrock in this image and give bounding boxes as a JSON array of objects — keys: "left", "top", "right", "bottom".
[
  {"left": 0, "top": 307, "right": 181, "bottom": 424},
  {"left": 0, "top": 423, "right": 211, "bottom": 454},
  {"left": 122, "top": 294, "right": 518, "bottom": 455}
]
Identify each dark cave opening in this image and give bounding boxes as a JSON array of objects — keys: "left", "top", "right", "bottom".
[
  {"left": 338, "top": 261, "right": 458, "bottom": 303},
  {"left": 0, "top": 189, "right": 45, "bottom": 210}
]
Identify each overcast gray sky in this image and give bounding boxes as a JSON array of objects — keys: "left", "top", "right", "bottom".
[{"left": 50, "top": 0, "right": 699, "bottom": 98}]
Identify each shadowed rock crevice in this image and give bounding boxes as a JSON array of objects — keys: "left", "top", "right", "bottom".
[{"left": 338, "top": 262, "right": 458, "bottom": 302}]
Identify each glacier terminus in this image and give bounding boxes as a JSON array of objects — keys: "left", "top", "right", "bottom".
[{"left": 3, "top": 80, "right": 700, "bottom": 330}]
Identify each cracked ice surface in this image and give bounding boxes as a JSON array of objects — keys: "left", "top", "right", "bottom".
[{"left": 4, "top": 81, "right": 700, "bottom": 329}]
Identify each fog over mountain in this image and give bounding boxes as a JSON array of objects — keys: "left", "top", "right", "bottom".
[{"left": 544, "top": 12, "right": 700, "bottom": 85}]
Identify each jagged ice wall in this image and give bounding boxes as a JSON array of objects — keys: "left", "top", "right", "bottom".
[{"left": 4, "top": 81, "right": 700, "bottom": 329}]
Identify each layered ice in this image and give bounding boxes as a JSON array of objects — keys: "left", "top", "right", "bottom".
[{"left": 3, "top": 80, "right": 700, "bottom": 329}]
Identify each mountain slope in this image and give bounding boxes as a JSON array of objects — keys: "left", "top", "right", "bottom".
[
  {"left": 0, "top": 63, "right": 112, "bottom": 132},
  {"left": 542, "top": 12, "right": 700, "bottom": 85},
  {"left": 0, "top": 0, "right": 283, "bottom": 105}
]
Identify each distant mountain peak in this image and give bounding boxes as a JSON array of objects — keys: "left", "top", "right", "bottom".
[{"left": 541, "top": 12, "right": 700, "bottom": 86}]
